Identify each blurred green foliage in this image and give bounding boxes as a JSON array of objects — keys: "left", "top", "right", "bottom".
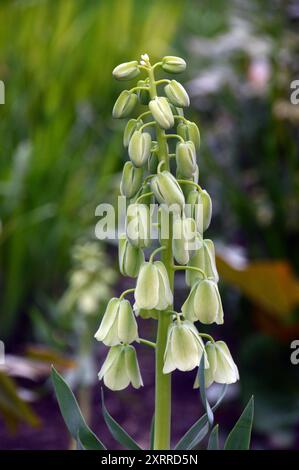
[{"left": 0, "top": 0, "right": 182, "bottom": 340}]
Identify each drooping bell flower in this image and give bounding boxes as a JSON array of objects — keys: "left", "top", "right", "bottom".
[
  {"left": 98, "top": 344, "right": 143, "bottom": 391},
  {"left": 134, "top": 261, "right": 173, "bottom": 311},
  {"left": 182, "top": 279, "right": 223, "bottom": 324},
  {"left": 186, "top": 239, "right": 219, "bottom": 286},
  {"left": 194, "top": 341, "right": 239, "bottom": 388},
  {"left": 118, "top": 234, "right": 144, "bottom": 278},
  {"left": 94, "top": 297, "right": 138, "bottom": 346},
  {"left": 163, "top": 320, "right": 207, "bottom": 373}
]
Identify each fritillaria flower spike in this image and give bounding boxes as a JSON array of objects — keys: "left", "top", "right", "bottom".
[{"left": 95, "top": 53, "right": 239, "bottom": 449}]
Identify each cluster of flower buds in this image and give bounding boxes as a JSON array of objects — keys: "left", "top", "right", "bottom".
[{"left": 95, "top": 54, "right": 239, "bottom": 391}]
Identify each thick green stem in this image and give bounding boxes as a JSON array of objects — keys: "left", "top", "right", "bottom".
[{"left": 148, "top": 66, "right": 173, "bottom": 450}]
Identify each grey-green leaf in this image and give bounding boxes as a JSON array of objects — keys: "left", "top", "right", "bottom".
[
  {"left": 224, "top": 396, "right": 254, "bottom": 450},
  {"left": 101, "top": 389, "right": 142, "bottom": 450},
  {"left": 198, "top": 354, "right": 214, "bottom": 427},
  {"left": 208, "top": 424, "right": 219, "bottom": 450},
  {"left": 51, "top": 366, "right": 106, "bottom": 450},
  {"left": 175, "top": 384, "right": 227, "bottom": 450}
]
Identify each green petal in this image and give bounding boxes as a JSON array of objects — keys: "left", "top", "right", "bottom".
[
  {"left": 135, "top": 262, "right": 159, "bottom": 309},
  {"left": 171, "top": 323, "right": 200, "bottom": 372},
  {"left": 124, "top": 345, "right": 143, "bottom": 389},
  {"left": 194, "top": 280, "right": 219, "bottom": 324},
  {"left": 118, "top": 299, "right": 138, "bottom": 344},
  {"left": 182, "top": 283, "right": 197, "bottom": 321},
  {"left": 94, "top": 298, "right": 120, "bottom": 342},
  {"left": 154, "top": 261, "right": 173, "bottom": 310},
  {"left": 103, "top": 347, "right": 130, "bottom": 391},
  {"left": 98, "top": 345, "right": 121, "bottom": 380}
]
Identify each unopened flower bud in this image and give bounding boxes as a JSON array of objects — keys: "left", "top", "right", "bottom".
[
  {"left": 120, "top": 162, "right": 143, "bottom": 199},
  {"left": 129, "top": 130, "right": 152, "bottom": 167},
  {"left": 187, "top": 189, "right": 212, "bottom": 233},
  {"left": 177, "top": 121, "right": 200, "bottom": 152},
  {"left": 98, "top": 344, "right": 143, "bottom": 391},
  {"left": 161, "top": 56, "right": 186, "bottom": 74},
  {"left": 163, "top": 320, "right": 207, "bottom": 373},
  {"left": 112, "top": 90, "right": 138, "bottom": 119},
  {"left": 172, "top": 216, "right": 199, "bottom": 265},
  {"left": 126, "top": 203, "right": 151, "bottom": 248},
  {"left": 118, "top": 234, "right": 144, "bottom": 278},
  {"left": 176, "top": 141, "right": 197, "bottom": 178},
  {"left": 194, "top": 341, "right": 239, "bottom": 388},
  {"left": 151, "top": 171, "right": 185, "bottom": 210},
  {"left": 135, "top": 261, "right": 173, "bottom": 310},
  {"left": 186, "top": 239, "right": 219, "bottom": 286},
  {"left": 149, "top": 97, "right": 174, "bottom": 129},
  {"left": 182, "top": 279, "right": 223, "bottom": 324},
  {"left": 95, "top": 297, "right": 138, "bottom": 346},
  {"left": 112, "top": 61, "right": 140, "bottom": 81},
  {"left": 137, "top": 79, "right": 150, "bottom": 105},
  {"left": 123, "top": 118, "right": 142, "bottom": 147},
  {"left": 165, "top": 80, "right": 190, "bottom": 107}
]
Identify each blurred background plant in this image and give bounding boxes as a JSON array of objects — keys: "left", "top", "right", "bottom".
[{"left": 0, "top": 0, "right": 299, "bottom": 450}]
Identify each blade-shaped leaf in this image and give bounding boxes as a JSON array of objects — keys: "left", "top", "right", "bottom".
[
  {"left": 150, "top": 414, "right": 155, "bottom": 450},
  {"left": 208, "top": 425, "right": 219, "bottom": 450},
  {"left": 51, "top": 366, "right": 106, "bottom": 450},
  {"left": 224, "top": 396, "right": 254, "bottom": 450},
  {"left": 101, "top": 389, "right": 142, "bottom": 450},
  {"left": 175, "top": 384, "right": 228, "bottom": 450},
  {"left": 198, "top": 354, "right": 214, "bottom": 427}
]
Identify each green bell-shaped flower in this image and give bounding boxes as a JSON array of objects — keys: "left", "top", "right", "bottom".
[
  {"left": 134, "top": 261, "right": 173, "bottom": 310},
  {"left": 163, "top": 320, "right": 207, "bottom": 373},
  {"left": 176, "top": 141, "right": 197, "bottom": 178},
  {"left": 120, "top": 161, "right": 143, "bottom": 199},
  {"left": 112, "top": 90, "right": 138, "bottom": 119},
  {"left": 149, "top": 97, "right": 174, "bottom": 129},
  {"left": 161, "top": 56, "right": 187, "bottom": 74},
  {"left": 95, "top": 297, "right": 138, "bottom": 346},
  {"left": 98, "top": 344, "right": 143, "bottom": 391},
  {"left": 128, "top": 130, "right": 152, "bottom": 167},
  {"left": 172, "top": 216, "right": 199, "bottom": 265},
  {"left": 165, "top": 80, "right": 190, "bottom": 107},
  {"left": 194, "top": 341, "right": 239, "bottom": 388},
  {"left": 182, "top": 279, "right": 223, "bottom": 324},
  {"left": 177, "top": 120, "right": 201, "bottom": 152},
  {"left": 112, "top": 61, "right": 140, "bottom": 80},
  {"left": 118, "top": 234, "right": 144, "bottom": 278},
  {"left": 126, "top": 203, "right": 151, "bottom": 248},
  {"left": 151, "top": 171, "right": 185, "bottom": 211},
  {"left": 187, "top": 189, "right": 212, "bottom": 233},
  {"left": 186, "top": 239, "right": 219, "bottom": 286}
]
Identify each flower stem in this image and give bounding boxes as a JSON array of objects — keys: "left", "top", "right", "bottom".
[
  {"left": 148, "top": 65, "right": 173, "bottom": 450},
  {"left": 119, "top": 288, "right": 135, "bottom": 300},
  {"left": 139, "top": 338, "right": 156, "bottom": 349}
]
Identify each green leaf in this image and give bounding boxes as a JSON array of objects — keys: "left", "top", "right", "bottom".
[
  {"left": 150, "top": 414, "right": 155, "bottom": 450},
  {"left": 51, "top": 366, "right": 106, "bottom": 450},
  {"left": 208, "top": 425, "right": 219, "bottom": 450},
  {"left": 198, "top": 354, "right": 214, "bottom": 427},
  {"left": 224, "top": 396, "right": 254, "bottom": 450},
  {"left": 175, "top": 384, "right": 228, "bottom": 450},
  {"left": 101, "top": 389, "right": 142, "bottom": 450}
]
